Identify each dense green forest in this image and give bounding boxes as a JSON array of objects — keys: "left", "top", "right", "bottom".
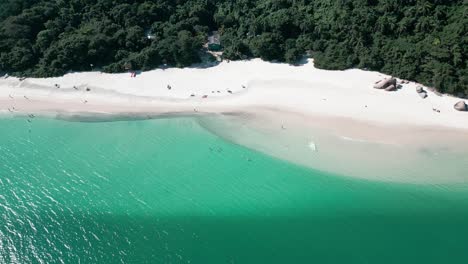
[{"left": 0, "top": 0, "right": 466, "bottom": 96}]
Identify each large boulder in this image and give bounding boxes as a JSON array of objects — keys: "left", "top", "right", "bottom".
[
  {"left": 454, "top": 101, "right": 467, "bottom": 111},
  {"left": 385, "top": 84, "right": 396, "bottom": 91},
  {"left": 418, "top": 92, "right": 428, "bottom": 99},
  {"left": 374, "top": 78, "right": 397, "bottom": 89}
]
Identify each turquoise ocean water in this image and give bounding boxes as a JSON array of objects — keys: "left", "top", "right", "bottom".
[{"left": 0, "top": 117, "right": 467, "bottom": 263}]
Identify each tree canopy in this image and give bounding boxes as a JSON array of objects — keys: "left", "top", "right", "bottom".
[{"left": 0, "top": 0, "right": 466, "bottom": 96}]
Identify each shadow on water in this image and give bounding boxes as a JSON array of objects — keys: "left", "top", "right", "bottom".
[{"left": 4, "top": 210, "right": 468, "bottom": 264}]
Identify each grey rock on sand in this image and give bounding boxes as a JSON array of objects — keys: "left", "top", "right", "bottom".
[
  {"left": 454, "top": 101, "right": 467, "bottom": 111},
  {"left": 384, "top": 84, "right": 396, "bottom": 91},
  {"left": 416, "top": 86, "right": 428, "bottom": 99},
  {"left": 373, "top": 78, "right": 397, "bottom": 89}
]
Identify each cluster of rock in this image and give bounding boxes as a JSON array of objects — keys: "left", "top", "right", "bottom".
[
  {"left": 454, "top": 101, "right": 467, "bottom": 111},
  {"left": 372, "top": 77, "right": 467, "bottom": 112},
  {"left": 373, "top": 78, "right": 397, "bottom": 91},
  {"left": 416, "top": 86, "right": 428, "bottom": 99}
]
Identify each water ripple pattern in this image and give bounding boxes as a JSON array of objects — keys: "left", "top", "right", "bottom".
[{"left": 0, "top": 117, "right": 467, "bottom": 263}]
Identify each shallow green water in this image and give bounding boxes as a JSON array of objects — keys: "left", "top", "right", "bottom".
[{"left": 0, "top": 117, "right": 467, "bottom": 263}]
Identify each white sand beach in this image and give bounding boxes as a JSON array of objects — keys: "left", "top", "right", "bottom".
[{"left": 1, "top": 59, "right": 467, "bottom": 183}]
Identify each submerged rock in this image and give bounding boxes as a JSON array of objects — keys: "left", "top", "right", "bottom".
[{"left": 454, "top": 101, "right": 467, "bottom": 111}]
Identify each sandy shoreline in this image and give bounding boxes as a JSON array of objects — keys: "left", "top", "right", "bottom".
[
  {"left": 1, "top": 59, "right": 467, "bottom": 127},
  {"left": 1, "top": 59, "right": 467, "bottom": 183}
]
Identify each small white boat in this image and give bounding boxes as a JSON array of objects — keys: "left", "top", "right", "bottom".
[{"left": 309, "top": 141, "right": 317, "bottom": 152}]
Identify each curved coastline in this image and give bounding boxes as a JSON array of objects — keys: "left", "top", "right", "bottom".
[{"left": 1, "top": 59, "right": 467, "bottom": 184}]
